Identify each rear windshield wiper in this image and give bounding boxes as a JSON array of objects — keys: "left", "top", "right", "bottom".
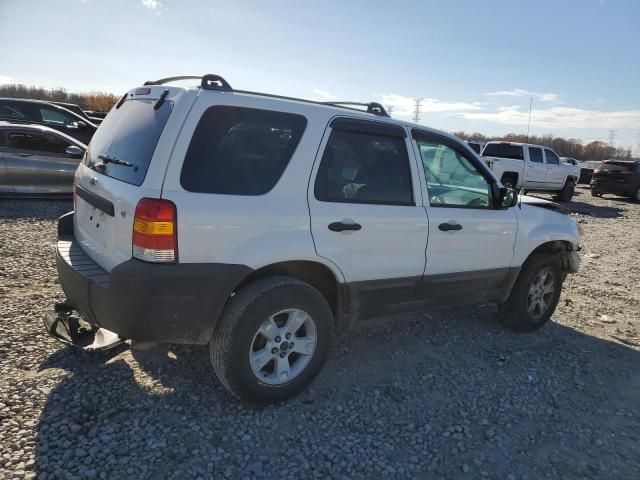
[{"left": 97, "top": 154, "right": 135, "bottom": 168}]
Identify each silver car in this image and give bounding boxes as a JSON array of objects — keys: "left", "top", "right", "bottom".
[{"left": 0, "top": 121, "right": 86, "bottom": 196}]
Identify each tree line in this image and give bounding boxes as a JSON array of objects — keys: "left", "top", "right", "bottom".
[
  {"left": 454, "top": 131, "right": 634, "bottom": 162},
  {"left": 0, "top": 83, "right": 118, "bottom": 113}
]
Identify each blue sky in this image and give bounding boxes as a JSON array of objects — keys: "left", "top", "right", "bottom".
[{"left": 1, "top": 0, "right": 639, "bottom": 152}]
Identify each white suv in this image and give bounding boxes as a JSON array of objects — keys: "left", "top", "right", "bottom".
[{"left": 46, "top": 75, "right": 581, "bottom": 403}]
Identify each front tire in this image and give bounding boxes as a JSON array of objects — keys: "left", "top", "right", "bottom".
[
  {"left": 499, "top": 254, "right": 563, "bottom": 332},
  {"left": 500, "top": 174, "right": 516, "bottom": 190},
  {"left": 210, "top": 276, "right": 334, "bottom": 404}
]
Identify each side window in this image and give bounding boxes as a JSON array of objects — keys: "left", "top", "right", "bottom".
[
  {"left": 545, "top": 149, "right": 560, "bottom": 165},
  {"left": 0, "top": 104, "right": 27, "bottom": 121},
  {"left": 40, "top": 107, "right": 75, "bottom": 126},
  {"left": 181, "top": 106, "right": 307, "bottom": 195},
  {"left": 529, "top": 147, "right": 543, "bottom": 163},
  {"left": 44, "top": 133, "right": 71, "bottom": 154},
  {"left": 314, "top": 129, "right": 413, "bottom": 205},
  {"left": 415, "top": 137, "right": 491, "bottom": 208},
  {"left": 7, "top": 132, "right": 48, "bottom": 152}
]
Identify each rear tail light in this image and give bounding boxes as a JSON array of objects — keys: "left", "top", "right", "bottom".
[{"left": 132, "top": 198, "right": 178, "bottom": 263}]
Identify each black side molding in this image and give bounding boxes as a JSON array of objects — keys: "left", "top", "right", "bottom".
[{"left": 75, "top": 185, "right": 115, "bottom": 217}]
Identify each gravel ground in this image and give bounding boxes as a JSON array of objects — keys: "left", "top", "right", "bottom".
[{"left": 1, "top": 187, "right": 639, "bottom": 480}]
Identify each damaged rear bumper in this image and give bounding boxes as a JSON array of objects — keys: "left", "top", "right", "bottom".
[{"left": 48, "top": 212, "right": 251, "bottom": 346}]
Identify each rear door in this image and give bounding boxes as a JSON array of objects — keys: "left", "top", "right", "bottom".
[
  {"left": 74, "top": 87, "right": 192, "bottom": 271},
  {"left": 3, "top": 129, "right": 81, "bottom": 194},
  {"left": 412, "top": 129, "right": 517, "bottom": 297},
  {"left": 0, "top": 131, "right": 13, "bottom": 194},
  {"left": 595, "top": 161, "right": 637, "bottom": 193},
  {"left": 543, "top": 148, "right": 565, "bottom": 186},
  {"left": 309, "top": 118, "right": 428, "bottom": 309},
  {"left": 525, "top": 146, "right": 547, "bottom": 186}
]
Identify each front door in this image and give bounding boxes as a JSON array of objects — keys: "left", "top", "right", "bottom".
[
  {"left": 411, "top": 130, "right": 518, "bottom": 298},
  {"left": 4, "top": 129, "right": 79, "bottom": 194},
  {"left": 308, "top": 118, "right": 428, "bottom": 311}
]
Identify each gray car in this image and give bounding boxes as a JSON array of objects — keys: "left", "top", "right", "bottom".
[{"left": 0, "top": 121, "right": 86, "bottom": 197}]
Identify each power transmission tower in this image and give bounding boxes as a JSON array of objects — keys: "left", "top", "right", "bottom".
[
  {"left": 636, "top": 131, "right": 640, "bottom": 157},
  {"left": 385, "top": 104, "right": 394, "bottom": 116},
  {"left": 607, "top": 129, "right": 617, "bottom": 147},
  {"left": 412, "top": 98, "right": 423, "bottom": 123}
]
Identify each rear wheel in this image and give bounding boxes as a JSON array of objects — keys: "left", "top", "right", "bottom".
[
  {"left": 633, "top": 187, "right": 640, "bottom": 202},
  {"left": 210, "top": 276, "right": 334, "bottom": 404},
  {"left": 501, "top": 174, "right": 517, "bottom": 190},
  {"left": 591, "top": 188, "right": 602, "bottom": 197},
  {"left": 499, "top": 254, "right": 563, "bottom": 332},
  {"left": 555, "top": 179, "right": 575, "bottom": 202}
]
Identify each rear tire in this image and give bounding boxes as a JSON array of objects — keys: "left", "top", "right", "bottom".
[
  {"left": 210, "top": 276, "right": 334, "bottom": 404},
  {"left": 501, "top": 174, "right": 517, "bottom": 190},
  {"left": 499, "top": 254, "right": 563, "bottom": 332},
  {"left": 591, "top": 188, "right": 602, "bottom": 197},
  {"left": 555, "top": 179, "right": 575, "bottom": 202},
  {"left": 633, "top": 187, "right": 640, "bottom": 202}
]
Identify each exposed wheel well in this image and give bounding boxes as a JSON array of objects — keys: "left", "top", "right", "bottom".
[
  {"left": 501, "top": 172, "right": 519, "bottom": 184},
  {"left": 527, "top": 241, "right": 576, "bottom": 272},
  {"left": 235, "top": 261, "right": 340, "bottom": 316}
]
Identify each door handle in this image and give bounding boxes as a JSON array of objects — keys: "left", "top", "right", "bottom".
[
  {"left": 328, "top": 221, "right": 362, "bottom": 232},
  {"left": 438, "top": 222, "right": 462, "bottom": 232}
]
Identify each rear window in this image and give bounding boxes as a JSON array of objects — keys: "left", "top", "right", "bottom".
[
  {"left": 180, "top": 106, "right": 307, "bottom": 195},
  {"left": 482, "top": 143, "right": 524, "bottom": 160},
  {"left": 84, "top": 98, "right": 173, "bottom": 185},
  {"left": 601, "top": 162, "right": 636, "bottom": 171}
]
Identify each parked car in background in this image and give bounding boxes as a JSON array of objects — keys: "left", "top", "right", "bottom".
[
  {"left": 0, "top": 121, "right": 86, "bottom": 196},
  {"left": 45, "top": 74, "right": 581, "bottom": 404},
  {"left": 561, "top": 157, "right": 581, "bottom": 166},
  {"left": 590, "top": 160, "right": 640, "bottom": 201},
  {"left": 466, "top": 140, "right": 485, "bottom": 154},
  {"left": 481, "top": 142, "right": 581, "bottom": 202},
  {"left": 0, "top": 98, "right": 97, "bottom": 144},
  {"left": 579, "top": 160, "right": 603, "bottom": 184},
  {"left": 51, "top": 101, "right": 103, "bottom": 125},
  {"left": 84, "top": 110, "right": 107, "bottom": 119}
]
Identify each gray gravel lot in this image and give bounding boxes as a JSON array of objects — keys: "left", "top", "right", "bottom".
[{"left": 1, "top": 187, "right": 639, "bottom": 480}]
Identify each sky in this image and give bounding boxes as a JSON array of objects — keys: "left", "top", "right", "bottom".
[{"left": 1, "top": 0, "right": 639, "bottom": 152}]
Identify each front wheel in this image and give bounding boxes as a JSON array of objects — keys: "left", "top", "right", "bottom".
[
  {"left": 499, "top": 254, "right": 563, "bottom": 332},
  {"left": 210, "top": 276, "right": 334, "bottom": 404}
]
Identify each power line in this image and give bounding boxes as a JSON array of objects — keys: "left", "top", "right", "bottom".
[{"left": 412, "top": 98, "right": 423, "bottom": 123}]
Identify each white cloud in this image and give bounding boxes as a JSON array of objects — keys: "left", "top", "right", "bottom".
[
  {"left": 0, "top": 75, "right": 15, "bottom": 85},
  {"left": 312, "top": 89, "right": 336, "bottom": 101},
  {"left": 484, "top": 89, "right": 559, "bottom": 102},
  {"left": 141, "top": 0, "right": 164, "bottom": 13},
  {"left": 377, "top": 93, "right": 482, "bottom": 118},
  {"left": 460, "top": 106, "right": 640, "bottom": 130}
]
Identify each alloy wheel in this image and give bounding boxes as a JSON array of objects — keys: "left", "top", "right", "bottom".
[{"left": 527, "top": 268, "right": 555, "bottom": 319}]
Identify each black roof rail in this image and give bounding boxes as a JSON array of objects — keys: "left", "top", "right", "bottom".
[
  {"left": 142, "top": 74, "right": 232, "bottom": 90},
  {"left": 320, "top": 101, "right": 389, "bottom": 117}
]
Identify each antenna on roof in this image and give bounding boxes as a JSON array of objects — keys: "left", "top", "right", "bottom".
[{"left": 526, "top": 97, "right": 533, "bottom": 142}]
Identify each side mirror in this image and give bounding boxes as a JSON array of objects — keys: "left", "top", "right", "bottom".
[
  {"left": 492, "top": 183, "right": 518, "bottom": 209},
  {"left": 77, "top": 120, "right": 87, "bottom": 128},
  {"left": 66, "top": 145, "right": 84, "bottom": 158}
]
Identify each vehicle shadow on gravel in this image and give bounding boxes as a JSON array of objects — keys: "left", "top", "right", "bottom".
[
  {"left": 0, "top": 199, "right": 72, "bottom": 220},
  {"left": 566, "top": 200, "right": 623, "bottom": 218},
  {"left": 33, "top": 309, "right": 640, "bottom": 479}
]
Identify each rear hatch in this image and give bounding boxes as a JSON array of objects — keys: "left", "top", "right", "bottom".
[
  {"left": 593, "top": 161, "right": 637, "bottom": 187},
  {"left": 73, "top": 86, "right": 194, "bottom": 271}
]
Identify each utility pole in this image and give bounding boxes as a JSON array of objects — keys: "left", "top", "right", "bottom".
[
  {"left": 412, "top": 98, "right": 423, "bottom": 123},
  {"left": 608, "top": 129, "right": 617, "bottom": 147}
]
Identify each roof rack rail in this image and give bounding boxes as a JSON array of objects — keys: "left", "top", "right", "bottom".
[
  {"left": 143, "top": 74, "right": 232, "bottom": 90},
  {"left": 320, "top": 101, "right": 389, "bottom": 117}
]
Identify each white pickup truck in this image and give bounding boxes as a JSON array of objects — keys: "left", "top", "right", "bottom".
[{"left": 481, "top": 142, "right": 581, "bottom": 202}]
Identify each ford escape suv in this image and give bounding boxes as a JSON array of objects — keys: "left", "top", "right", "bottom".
[{"left": 45, "top": 74, "right": 581, "bottom": 403}]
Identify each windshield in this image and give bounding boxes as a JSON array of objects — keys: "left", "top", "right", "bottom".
[
  {"left": 482, "top": 143, "right": 524, "bottom": 160},
  {"left": 84, "top": 98, "right": 172, "bottom": 185}
]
